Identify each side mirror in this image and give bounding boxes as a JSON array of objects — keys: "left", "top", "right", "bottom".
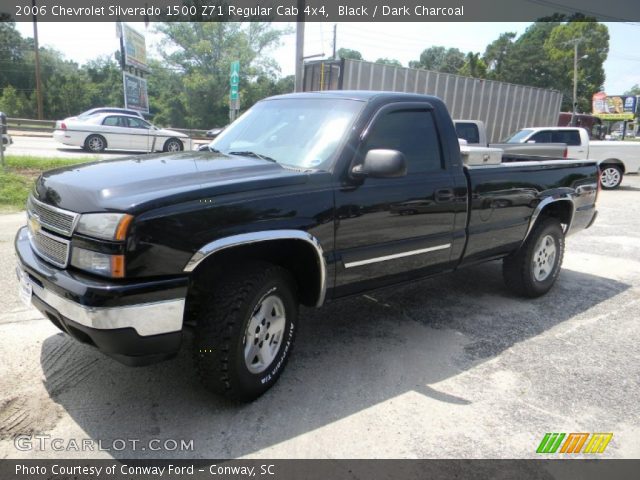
[{"left": 352, "top": 149, "right": 407, "bottom": 179}]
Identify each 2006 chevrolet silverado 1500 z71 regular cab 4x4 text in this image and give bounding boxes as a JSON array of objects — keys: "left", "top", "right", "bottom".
[{"left": 15, "top": 92, "right": 599, "bottom": 401}]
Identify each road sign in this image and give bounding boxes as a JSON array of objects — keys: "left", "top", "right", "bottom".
[{"left": 230, "top": 61, "right": 240, "bottom": 110}]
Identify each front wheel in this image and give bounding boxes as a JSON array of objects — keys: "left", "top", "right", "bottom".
[
  {"left": 503, "top": 218, "right": 565, "bottom": 298},
  {"left": 163, "top": 138, "right": 183, "bottom": 152},
  {"left": 600, "top": 165, "right": 623, "bottom": 189},
  {"left": 193, "top": 262, "right": 298, "bottom": 402}
]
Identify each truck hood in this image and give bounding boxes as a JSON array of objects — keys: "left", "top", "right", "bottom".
[{"left": 34, "top": 152, "right": 313, "bottom": 213}]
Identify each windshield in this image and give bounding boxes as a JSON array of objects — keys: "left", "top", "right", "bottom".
[
  {"left": 209, "top": 98, "right": 364, "bottom": 170},
  {"left": 503, "top": 129, "right": 534, "bottom": 143}
]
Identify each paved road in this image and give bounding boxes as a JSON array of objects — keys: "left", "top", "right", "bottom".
[
  {"left": 6, "top": 135, "right": 133, "bottom": 160},
  {"left": 5, "top": 135, "right": 207, "bottom": 159},
  {"left": 0, "top": 177, "right": 639, "bottom": 459}
]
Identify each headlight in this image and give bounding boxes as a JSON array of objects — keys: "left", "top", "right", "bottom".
[
  {"left": 70, "top": 247, "right": 125, "bottom": 278},
  {"left": 75, "top": 213, "right": 133, "bottom": 241}
]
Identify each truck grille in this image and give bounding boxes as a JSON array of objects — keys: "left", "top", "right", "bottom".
[
  {"left": 27, "top": 195, "right": 78, "bottom": 237},
  {"left": 26, "top": 195, "right": 77, "bottom": 268},
  {"left": 29, "top": 228, "right": 70, "bottom": 268}
]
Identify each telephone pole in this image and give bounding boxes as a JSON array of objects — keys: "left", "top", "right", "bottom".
[
  {"left": 32, "top": 0, "right": 44, "bottom": 120},
  {"left": 332, "top": 24, "right": 337, "bottom": 59},
  {"left": 294, "top": 0, "right": 305, "bottom": 92}
]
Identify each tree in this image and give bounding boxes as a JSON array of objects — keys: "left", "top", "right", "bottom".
[
  {"left": 624, "top": 85, "right": 640, "bottom": 95},
  {"left": 483, "top": 32, "right": 516, "bottom": 79},
  {"left": 154, "top": 22, "right": 289, "bottom": 128},
  {"left": 545, "top": 21, "right": 609, "bottom": 112},
  {"left": 458, "top": 53, "right": 487, "bottom": 78},
  {"left": 375, "top": 58, "right": 402, "bottom": 67},
  {"left": 337, "top": 48, "right": 363, "bottom": 60},
  {"left": 409, "top": 46, "right": 465, "bottom": 74}
]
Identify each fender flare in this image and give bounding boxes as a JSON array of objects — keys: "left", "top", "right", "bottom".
[{"left": 183, "top": 230, "right": 327, "bottom": 307}]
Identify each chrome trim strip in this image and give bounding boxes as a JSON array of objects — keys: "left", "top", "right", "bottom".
[
  {"left": 344, "top": 243, "right": 452, "bottom": 268},
  {"left": 27, "top": 195, "right": 80, "bottom": 236},
  {"left": 30, "top": 282, "right": 185, "bottom": 337},
  {"left": 183, "top": 230, "right": 327, "bottom": 308}
]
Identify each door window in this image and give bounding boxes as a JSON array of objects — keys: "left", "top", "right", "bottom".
[
  {"left": 363, "top": 110, "right": 443, "bottom": 173},
  {"left": 529, "top": 130, "right": 552, "bottom": 143}
]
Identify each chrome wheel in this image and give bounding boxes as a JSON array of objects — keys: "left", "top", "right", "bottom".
[
  {"left": 243, "top": 294, "right": 286, "bottom": 374},
  {"left": 166, "top": 139, "right": 182, "bottom": 152},
  {"left": 87, "top": 135, "right": 105, "bottom": 152},
  {"left": 600, "top": 167, "right": 621, "bottom": 189},
  {"left": 532, "top": 234, "right": 557, "bottom": 282}
]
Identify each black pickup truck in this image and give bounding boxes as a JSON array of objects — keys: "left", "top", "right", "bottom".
[{"left": 15, "top": 92, "right": 599, "bottom": 401}]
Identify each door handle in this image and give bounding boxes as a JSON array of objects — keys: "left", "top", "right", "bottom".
[{"left": 435, "top": 189, "right": 455, "bottom": 202}]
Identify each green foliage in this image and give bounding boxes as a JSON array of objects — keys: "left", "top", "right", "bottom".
[
  {"left": 624, "top": 85, "right": 640, "bottom": 96},
  {"left": 375, "top": 58, "right": 403, "bottom": 67},
  {"left": 458, "top": 53, "right": 487, "bottom": 78},
  {"left": 337, "top": 48, "right": 363, "bottom": 60},
  {"left": 409, "top": 46, "right": 465, "bottom": 73}
]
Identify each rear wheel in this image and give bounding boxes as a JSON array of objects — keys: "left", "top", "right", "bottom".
[
  {"left": 503, "top": 218, "right": 565, "bottom": 297},
  {"left": 600, "top": 165, "right": 623, "bottom": 189},
  {"left": 84, "top": 134, "right": 106, "bottom": 153},
  {"left": 193, "top": 262, "right": 298, "bottom": 402}
]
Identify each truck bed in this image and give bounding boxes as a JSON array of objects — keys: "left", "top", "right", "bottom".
[{"left": 461, "top": 159, "right": 599, "bottom": 264}]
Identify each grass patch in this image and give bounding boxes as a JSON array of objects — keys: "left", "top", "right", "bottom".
[{"left": 0, "top": 155, "right": 94, "bottom": 211}]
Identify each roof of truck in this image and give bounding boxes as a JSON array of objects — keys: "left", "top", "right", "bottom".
[{"left": 268, "top": 90, "right": 443, "bottom": 103}]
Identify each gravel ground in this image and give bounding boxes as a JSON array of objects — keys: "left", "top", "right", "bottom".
[{"left": 0, "top": 175, "right": 639, "bottom": 459}]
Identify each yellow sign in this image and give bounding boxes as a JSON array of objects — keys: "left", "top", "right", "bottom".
[{"left": 122, "top": 23, "right": 148, "bottom": 71}]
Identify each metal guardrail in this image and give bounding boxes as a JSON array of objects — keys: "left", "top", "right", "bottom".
[{"left": 6, "top": 117, "right": 211, "bottom": 141}]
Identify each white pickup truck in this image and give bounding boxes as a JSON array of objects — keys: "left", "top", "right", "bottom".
[{"left": 501, "top": 127, "right": 640, "bottom": 189}]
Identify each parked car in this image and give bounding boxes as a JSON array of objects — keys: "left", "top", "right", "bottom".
[
  {"left": 501, "top": 126, "right": 640, "bottom": 189},
  {"left": 53, "top": 113, "right": 191, "bottom": 153},
  {"left": 16, "top": 91, "right": 599, "bottom": 401},
  {"left": 67, "top": 107, "right": 145, "bottom": 121}
]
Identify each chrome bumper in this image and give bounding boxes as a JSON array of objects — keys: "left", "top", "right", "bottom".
[{"left": 29, "top": 275, "right": 185, "bottom": 337}]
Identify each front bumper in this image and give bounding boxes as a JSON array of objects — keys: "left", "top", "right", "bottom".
[{"left": 15, "top": 226, "right": 189, "bottom": 365}]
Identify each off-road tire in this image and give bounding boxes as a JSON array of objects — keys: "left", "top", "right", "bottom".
[
  {"left": 503, "top": 218, "right": 565, "bottom": 298},
  {"left": 193, "top": 262, "right": 298, "bottom": 402}
]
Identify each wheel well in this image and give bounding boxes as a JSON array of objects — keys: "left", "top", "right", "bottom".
[
  {"left": 164, "top": 137, "right": 183, "bottom": 149},
  {"left": 599, "top": 159, "right": 625, "bottom": 174},
  {"left": 187, "top": 239, "right": 323, "bottom": 312},
  {"left": 538, "top": 200, "right": 573, "bottom": 232}
]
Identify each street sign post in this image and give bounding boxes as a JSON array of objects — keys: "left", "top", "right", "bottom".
[{"left": 230, "top": 61, "right": 240, "bottom": 120}]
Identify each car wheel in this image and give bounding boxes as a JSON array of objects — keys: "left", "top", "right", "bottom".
[
  {"left": 84, "top": 135, "right": 106, "bottom": 153},
  {"left": 503, "top": 217, "right": 565, "bottom": 298},
  {"left": 163, "top": 138, "right": 183, "bottom": 152},
  {"left": 599, "top": 165, "right": 623, "bottom": 190},
  {"left": 193, "top": 262, "right": 298, "bottom": 402}
]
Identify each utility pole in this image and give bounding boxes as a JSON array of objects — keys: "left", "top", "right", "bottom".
[
  {"left": 32, "top": 0, "right": 44, "bottom": 120},
  {"left": 332, "top": 24, "right": 337, "bottom": 59},
  {"left": 565, "top": 37, "right": 584, "bottom": 127},
  {"left": 294, "top": 0, "right": 305, "bottom": 92}
]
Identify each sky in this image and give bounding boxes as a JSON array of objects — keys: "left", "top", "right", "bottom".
[{"left": 15, "top": 21, "right": 640, "bottom": 95}]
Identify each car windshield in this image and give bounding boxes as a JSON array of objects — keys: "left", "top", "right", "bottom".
[
  {"left": 209, "top": 98, "right": 364, "bottom": 170},
  {"left": 503, "top": 129, "right": 535, "bottom": 143}
]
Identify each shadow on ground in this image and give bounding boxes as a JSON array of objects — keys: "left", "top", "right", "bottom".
[{"left": 40, "top": 262, "right": 629, "bottom": 458}]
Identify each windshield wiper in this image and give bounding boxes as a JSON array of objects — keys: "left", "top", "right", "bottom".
[{"left": 228, "top": 151, "right": 278, "bottom": 163}]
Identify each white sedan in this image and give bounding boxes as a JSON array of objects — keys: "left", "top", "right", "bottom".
[{"left": 53, "top": 113, "right": 191, "bottom": 153}]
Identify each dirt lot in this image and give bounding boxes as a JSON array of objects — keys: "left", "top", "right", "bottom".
[{"left": 1, "top": 176, "right": 639, "bottom": 459}]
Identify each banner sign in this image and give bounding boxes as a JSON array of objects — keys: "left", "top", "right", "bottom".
[
  {"left": 121, "top": 23, "right": 148, "bottom": 71},
  {"left": 592, "top": 92, "right": 637, "bottom": 120},
  {"left": 123, "top": 72, "right": 149, "bottom": 113}
]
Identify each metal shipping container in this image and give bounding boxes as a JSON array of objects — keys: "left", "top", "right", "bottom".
[{"left": 303, "top": 59, "right": 563, "bottom": 143}]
